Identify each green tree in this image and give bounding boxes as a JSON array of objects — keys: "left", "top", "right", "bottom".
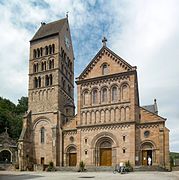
[{"left": 0, "top": 96, "right": 28, "bottom": 139}]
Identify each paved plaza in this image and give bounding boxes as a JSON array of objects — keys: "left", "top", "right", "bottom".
[{"left": 1, "top": 171, "right": 179, "bottom": 180}]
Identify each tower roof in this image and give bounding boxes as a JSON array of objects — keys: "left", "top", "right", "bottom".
[{"left": 31, "top": 18, "right": 67, "bottom": 42}]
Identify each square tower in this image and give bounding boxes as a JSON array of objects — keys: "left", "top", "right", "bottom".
[{"left": 19, "top": 17, "right": 75, "bottom": 169}]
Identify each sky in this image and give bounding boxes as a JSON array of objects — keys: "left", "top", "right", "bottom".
[{"left": 0, "top": 0, "right": 178, "bottom": 152}]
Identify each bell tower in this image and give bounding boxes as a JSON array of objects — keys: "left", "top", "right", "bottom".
[
  {"left": 29, "top": 18, "right": 75, "bottom": 117},
  {"left": 19, "top": 17, "right": 75, "bottom": 170}
]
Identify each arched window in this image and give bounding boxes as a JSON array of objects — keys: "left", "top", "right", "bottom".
[
  {"left": 49, "top": 45, "right": 52, "bottom": 54},
  {"left": 102, "top": 88, "right": 107, "bottom": 102},
  {"left": 49, "top": 74, "right": 53, "bottom": 85},
  {"left": 40, "top": 127, "right": 45, "bottom": 144},
  {"left": 45, "top": 46, "right": 48, "bottom": 55},
  {"left": 45, "top": 75, "right": 49, "bottom": 86},
  {"left": 112, "top": 86, "right": 117, "bottom": 102},
  {"left": 92, "top": 89, "right": 98, "bottom": 104},
  {"left": 49, "top": 60, "right": 52, "bottom": 69},
  {"left": 38, "top": 76, "right": 41, "bottom": 87},
  {"left": 33, "top": 64, "right": 36, "bottom": 72},
  {"left": 49, "top": 59, "right": 54, "bottom": 69},
  {"left": 34, "top": 77, "right": 38, "bottom": 88},
  {"left": 51, "top": 59, "right": 54, "bottom": 69},
  {"left": 41, "top": 61, "right": 46, "bottom": 71},
  {"left": 83, "top": 91, "right": 88, "bottom": 105},
  {"left": 36, "top": 63, "right": 39, "bottom": 72},
  {"left": 52, "top": 44, "right": 55, "bottom": 54},
  {"left": 33, "top": 49, "right": 37, "bottom": 58},
  {"left": 40, "top": 47, "right": 43, "bottom": 56},
  {"left": 102, "top": 64, "right": 108, "bottom": 75},
  {"left": 122, "top": 84, "right": 129, "bottom": 101},
  {"left": 37, "top": 48, "right": 40, "bottom": 57}
]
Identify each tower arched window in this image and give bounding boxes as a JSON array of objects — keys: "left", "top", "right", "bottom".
[
  {"left": 52, "top": 44, "right": 55, "bottom": 54},
  {"left": 49, "top": 74, "right": 53, "bottom": 85},
  {"left": 34, "top": 77, "right": 38, "bottom": 88},
  {"left": 51, "top": 59, "right": 54, "bottom": 69},
  {"left": 45, "top": 46, "right": 48, "bottom": 55},
  {"left": 33, "top": 64, "right": 36, "bottom": 72},
  {"left": 102, "top": 88, "right": 107, "bottom": 102},
  {"left": 112, "top": 86, "right": 117, "bottom": 102},
  {"left": 83, "top": 91, "right": 88, "bottom": 105},
  {"left": 92, "top": 89, "right": 98, "bottom": 104},
  {"left": 41, "top": 61, "right": 46, "bottom": 71},
  {"left": 49, "top": 45, "right": 52, "bottom": 54},
  {"left": 37, "top": 48, "right": 40, "bottom": 57},
  {"left": 102, "top": 64, "right": 108, "bottom": 75},
  {"left": 49, "top": 60, "right": 52, "bottom": 69},
  {"left": 33, "top": 49, "right": 37, "bottom": 58},
  {"left": 45, "top": 75, "right": 49, "bottom": 86},
  {"left": 40, "top": 127, "right": 45, "bottom": 144},
  {"left": 38, "top": 76, "right": 41, "bottom": 87},
  {"left": 40, "top": 47, "right": 43, "bottom": 56}
]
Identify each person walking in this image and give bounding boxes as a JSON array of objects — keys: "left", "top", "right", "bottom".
[{"left": 148, "top": 156, "right": 152, "bottom": 166}]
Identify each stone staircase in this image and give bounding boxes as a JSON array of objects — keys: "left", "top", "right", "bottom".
[
  {"left": 0, "top": 164, "right": 14, "bottom": 171},
  {"left": 56, "top": 166, "right": 114, "bottom": 172},
  {"left": 134, "top": 165, "right": 167, "bottom": 172}
]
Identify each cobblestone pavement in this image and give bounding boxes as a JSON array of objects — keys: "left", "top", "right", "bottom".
[{"left": 0, "top": 171, "right": 179, "bottom": 180}]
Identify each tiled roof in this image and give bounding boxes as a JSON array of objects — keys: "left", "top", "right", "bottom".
[
  {"left": 31, "top": 18, "right": 67, "bottom": 41},
  {"left": 142, "top": 105, "right": 156, "bottom": 114}
]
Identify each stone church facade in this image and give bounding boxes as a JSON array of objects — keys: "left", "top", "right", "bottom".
[{"left": 18, "top": 17, "right": 170, "bottom": 170}]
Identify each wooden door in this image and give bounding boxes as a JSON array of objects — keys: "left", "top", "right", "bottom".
[
  {"left": 142, "top": 150, "right": 147, "bottom": 166},
  {"left": 41, "top": 157, "right": 44, "bottom": 165},
  {"left": 100, "top": 148, "right": 112, "bottom": 166},
  {"left": 69, "top": 153, "right": 77, "bottom": 166}
]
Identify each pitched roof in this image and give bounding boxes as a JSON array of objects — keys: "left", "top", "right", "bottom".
[
  {"left": 142, "top": 99, "right": 158, "bottom": 114},
  {"left": 142, "top": 105, "right": 156, "bottom": 114},
  {"left": 77, "top": 46, "right": 134, "bottom": 80},
  {"left": 31, "top": 18, "right": 67, "bottom": 41}
]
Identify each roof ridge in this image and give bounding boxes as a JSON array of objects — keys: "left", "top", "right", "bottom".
[
  {"left": 77, "top": 46, "right": 134, "bottom": 80},
  {"left": 30, "top": 17, "right": 67, "bottom": 42}
]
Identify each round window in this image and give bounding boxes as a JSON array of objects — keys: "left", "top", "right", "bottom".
[
  {"left": 144, "top": 130, "right": 150, "bottom": 138},
  {"left": 69, "top": 136, "right": 74, "bottom": 142}
]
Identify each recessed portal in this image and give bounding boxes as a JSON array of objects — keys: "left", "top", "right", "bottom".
[{"left": 99, "top": 141, "right": 112, "bottom": 166}]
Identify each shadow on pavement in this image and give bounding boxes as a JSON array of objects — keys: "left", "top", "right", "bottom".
[{"left": 0, "top": 174, "right": 43, "bottom": 180}]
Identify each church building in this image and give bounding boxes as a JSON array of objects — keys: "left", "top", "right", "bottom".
[{"left": 18, "top": 17, "right": 170, "bottom": 170}]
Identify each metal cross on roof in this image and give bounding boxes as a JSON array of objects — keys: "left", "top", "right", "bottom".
[{"left": 102, "top": 37, "right": 107, "bottom": 46}]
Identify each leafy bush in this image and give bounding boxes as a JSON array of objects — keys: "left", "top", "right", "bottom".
[
  {"left": 125, "top": 160, "right": 133, "bottom": 172},
  {"left": 46, "top": 161, "right": 56, "bottom": 171},
  {"left": 78, "top": 161, "right": 85, "bottom": 172}
]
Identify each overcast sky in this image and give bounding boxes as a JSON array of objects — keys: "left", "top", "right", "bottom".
[{"left": 0, "top": 0, "right": 178, "bottom": 152}]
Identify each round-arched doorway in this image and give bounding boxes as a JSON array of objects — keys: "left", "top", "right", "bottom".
[
  {"left": 66, "top": 146, "right": 77, "bottom": 166},
  {"left": 0, "top": 150, "right": 12, "bottom": 163},
  {"left": 141, "top": 142, "right": 155, "bottom": 166},
  {"left": 99, "top": 140, "right": 112, "bottom": 166},
  {"left": 94, "top": 137, "right": 113, "bottom": 166}
]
